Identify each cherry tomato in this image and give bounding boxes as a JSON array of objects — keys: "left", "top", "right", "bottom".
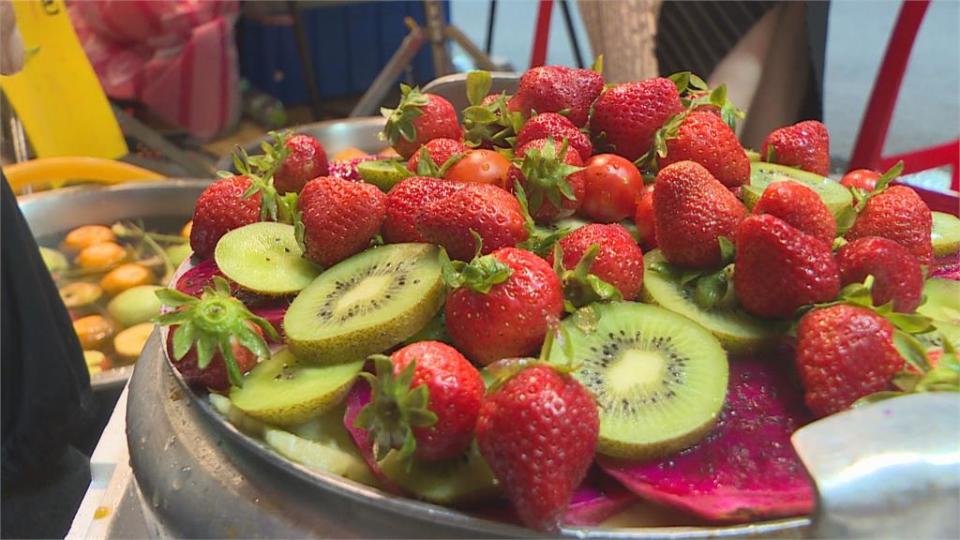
[
  {"left": 579, "top": 154, "right": 645, "bottom": 222},
  {"left": 634, "top": 183, "right": 657, "bottom": 248},
  {"left": 840, "top": 169, "right": 880, "bottom": 191},
  {"left": 443, "top": 150, "right": 512, "bottom": 189}
]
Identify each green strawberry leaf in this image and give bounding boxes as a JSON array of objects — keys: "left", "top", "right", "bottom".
[
  {"left": 893, "top": 329, "right": 931, "bottom": 373},
  {"left": 557, "top": 244, "right": 623, "bottom": 312},
  {"left": 874, "top": 160, "right": 904, "bottom": 193},
  {"left": 466, "top": 70, "right": 492, "bottom": 106},
  {"left": 591, "top": 55, "right": 604, "bottom": 74},
  {"left": 718, "top": 236, "right": 735, "bottom": 265}
]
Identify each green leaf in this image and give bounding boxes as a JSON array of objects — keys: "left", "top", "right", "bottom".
[
  {"left": 591, "top": 54, "right": 604, "bottom": 74},
  {"left": 718, "top": 236, "right": 735, "bottom": 264},
  {"left": 894, "top": 330, "right": 931, "bottom": 373},
  {"left": 835, "top": 205, "right": 858, "bottom": 236},
  {"left": 219, "top": 334, "right": 244, "bottom": 387},
  {"left": 885, "top": 311, "right": 934, "bottom": 334},
  {"left": 709, "top": 84, "right": 727, "bottom": 107},
  {"left": 235, "top": 325, "right": 271, "bottom": 361},
  {"left": 854, "top": 391, "right": 906, "bottom": 407},
  {"left": 466, "top": 70, "right": 492, "bottom": 106},
  {"left": 668, "top": 71, "right": 691, "bottom": 94},
  {"left": 195, "top": 334, "right": 216, "bottom": 370},
  {"left": 481, "top": 357, "right": 540, "bottom": 392},
  {"left": 688, "top": 73, "right": 708, "bottom": 90},
  {"left": 156, "top": 287, "right": 198, "bottom": 307},
  {"left": 875, "top": 160, "right": 904, "bottom": 192},
  {"left": 172, "top": 322, "right": 196, "bottom": 360},
  {"left": 463, "top": 105, "right": 499, "bottom": 124},
  {"left": 892, "top": 371, "right": 921, "bottom": 392}
]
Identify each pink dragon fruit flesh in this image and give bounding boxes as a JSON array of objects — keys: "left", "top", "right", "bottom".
[
  {"left": 249, "top": 299, "right": 290, "bottom": 343},
  {"left": 342, "top": 377, "right": 402, "bottom": 493},
  {"left": 599, "top": 357, "right": 815, "bottom": 523},
  {"left": 328, "top": 156, "right": 377, "bottom": 182}
]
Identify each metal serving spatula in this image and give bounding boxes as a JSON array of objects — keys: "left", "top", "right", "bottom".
[{"left": 792, "top": 392, "right": 960, "bottom": 538}]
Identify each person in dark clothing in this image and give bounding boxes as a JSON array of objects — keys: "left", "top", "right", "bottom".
[{"left": 1, "top": 175, "right": 96, "bottom": 538}]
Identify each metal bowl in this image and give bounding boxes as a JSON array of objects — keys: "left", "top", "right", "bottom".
[{"left": 18, "top": 180, "right": 209, "bottom": 390}]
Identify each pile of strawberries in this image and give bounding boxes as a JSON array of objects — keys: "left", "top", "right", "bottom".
[{"left": 178, "top": 64, "right": 955, "bottom": 532}]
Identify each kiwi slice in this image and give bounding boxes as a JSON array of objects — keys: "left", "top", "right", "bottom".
[
  {"left": 745, "top": 162, "right": 852, "bottom": 218},
  {"left": 357, "top": 159, "right": 412, "bottom": 191},
  {"left": 549, "top": 301, "right": 728, "bottom": 460},
  {"left": 379, "top": 443, "right": 499, "bottom": 505},
  {"left": 284, "top": 243, "right": 444, "bottom": 363},
  {"left": 264, "top": 427, "right": 376, "bottom": 485},
  {"left": 230, "top": 348, "right": 363, "bottom": 426},
  {"left": 918, "top": 278, "right": 960, "bottom": 324},
  {"left": 215, "top": 222, "right": 320, "bottom": 296},
  {"left": 641, "top": 250, "right": 783, "bottom": 354},
  {"left": 209, "top": 393, "right": 267, "bottom": 436},
  {"left": 917, "top": 321, "right": 960, "bottom": 350},
  {"left": 932, "top": 212, "right": 960, "bottom": 257},
  {"left": 107, "top": 285, "right": 163, "bottom": 327}
]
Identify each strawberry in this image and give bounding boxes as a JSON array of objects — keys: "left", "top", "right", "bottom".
[
  {"left": 417, "top": 184, "right": 528, "bottom": 261},
  {"left": 356, "top": 341, "right": 484, "bottom": 462},
  {"left": 634, "top": 183, "right": 657, "bottom": 248},
  {"left": 328, "top": 156, "right": 377, "bottom": 182},
  {"left": 761, "top": 120, "right": 830, "bottom": 176},
  {"left": 274, "top": 134, "right": 328, "bottom": 194},
  {"left": 297, "top": 177, "right": 387, "bottom": 267},
  {"left": 549, "top": 224, "right": 644, "bottom": 301},
  {"left": 382, "top": 85, "right": 461, "bottom": 159},
  {"left": 406, "top": 138, "right": 467, "bottom": 173},
  {"left": 516, "top": 112, "right": 593, "bottom": 160},
  {"left": 734, "top": 214, "right": 840, "bottom": 318},
  {"left": 509, "top": 138, "right": 586, "bottom": 223},
  {"left": 840, "top": 169, "right": 881, "bottom": 191},
  {"left": 658, "top": 111, "right": 750, "bottom": 188},
  {"left": 837, "top": 236, "right": 924, "bottom": 312},
  {"left": 795, "top": 304, "right": 904, "bottom": 417},
  {"left": 189, "top": 176, "right": 261, "bottom": 259},
  {"left": 383, "top": 176, "right": 465, "bottom": 244},
  {"left": 752, "top": 181, "right": 837, "bottom": 245},
  {"left": 514, "top": 65, "right": 604, "bottom": 127},
  {"left": 589, "top": 78, "right": 684, "bottom": 161},
  {"left": 653, "top": 161, "right": 746, "bottom": 268},
  {"left": 444, "top": 247, "right": 564, "bottom": 365},
  {"left": 156, "top": 277, "right": 278, "bottom": 392},
  {"left": 476, "top": 364, "right": 599, "bottom": 531},
  {"left": 845, "top": 185, "right": 933, "bottom": 267}
]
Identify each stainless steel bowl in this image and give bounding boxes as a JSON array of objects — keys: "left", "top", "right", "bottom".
[{"left": 18, "top": 180, "right": 209, "bottom": 390}]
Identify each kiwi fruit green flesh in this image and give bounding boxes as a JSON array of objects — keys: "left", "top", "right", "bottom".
[
  {"left": 41, "top": 247, "right": 68, "bottom": 273},
  {"left": 379, "top": 443, "right": 499, "bottom": 505},
  {"left": 108, "top": 285, "right": 163, "bottom": 327},
  {"left": 209, "top": 393, "right": 266, "bottom": 436},
  {"left": 357, "top": 159, "right": 412, "bottom": 192},
  {"left": 745, "top": 162, "right": 852, "bottom": 218},
  {"left": 264, "top": 427, "right": 377, "bottom": 485},
  {"left": 215, "top": 222, "right": 320, "bottom": 296},
  {"left": 401, "top": 312, "right": 450, "bottom": 345},
  {"left": 230, "top": 348, "right": 363, "bottom": 426},
  {"left": 549, "top": 301, "right": 728, "bottom": 460},
  {"left": 917, "top": 321, "right": 960, "bottom": 350},
  {"left": 641, "top": 250, "right": 783, "bottom": 355},
  {"left": 918, "top": 278, "right": 960, "bottom": 325},
  {"left": 932, "top": 212, "right": 960, "bottom": 257},
  {"left": 284, "top": 243, "right": 444, "bottom": 363}
]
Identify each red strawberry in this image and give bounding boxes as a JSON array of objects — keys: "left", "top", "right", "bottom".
[
  {"left": 274, "top": 134, "right": 329, "bottom": 194},
  {"left": 550, "top": 224, "right": 645, "bottom": 300},
  {"left": 845, "top": 185, "right": 933, "bottom": 267},
  {"left": 445, "top": 247, "right": 564, "bottom": 365},
  {"left": 298, "top": 177, "right": 387, "bottom": 267},
  {"left": 752, "top": 181, "right": 837, "bottom": 245},
  {"left": 761, "top": 120, "right": 830, "bottom": 176},
  {"left": 383, "top": 176, "right": 465, "bottom": 244},
  {"left": 356, "top": 341, "right": 484, "bottom": 462},
  {"left": 734, "top": 214, "right": 840, "bottom": 318},
  {"left": 476, "top": 365, "right": 599, "bottom": 531},
  {"left": 840, "top": 169, "right": 881, "bottom": 191},
  {"left": 382, "top": 86, "right": 461, "bottom": 159},
  {"left": 157, "top": 278, "right": 277, "bottom": 392},
  {"left": 659, "top": 111, "right": 750, "bottom": 188},
  {"left": 514, "top": 65, "right": 604, "bottom": 127},
  {"left": 795, "top": 304, "right": 904, "bottom": 417},
  {"left": 417, "top": 184, "right": 528, "bottom": 261},
  {"left": 328, "top": 156, "right": 377, "bottom": 182},
  {"left": 634, "top": 183, "right": 657, "bottom": 248},
  {"left": 189, "top": 176, "right": 261, "bottom": 259},
  {"left": 516, "top": 112, "right": 593, "bottom": 160},
  {"left": 653, "top": 161, "right": 747, "bottom": 268},
  {"left": 509, "top": 138, "right": 586, "bottom": 223},
  {"left": 589, "top": 78, "right": 684, "bottom": 161},
  {"left": 837, "top": 236, "right": 923, "bottom": 312},
  {"left": 406, "top": 138, "right": 467, "bottom": 173}
]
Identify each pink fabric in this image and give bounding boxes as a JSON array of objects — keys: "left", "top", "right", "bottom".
[{"left": 70, "top": 1, "right": 240, "bottom": 140}]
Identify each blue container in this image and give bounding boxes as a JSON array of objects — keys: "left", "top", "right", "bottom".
[{"left": 237, "top": 1, "right": 447, "bottom": 105}]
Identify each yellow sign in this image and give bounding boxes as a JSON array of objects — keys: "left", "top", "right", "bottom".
[{"left": 0, "top": 0, "right": 127, "bottom": 158}]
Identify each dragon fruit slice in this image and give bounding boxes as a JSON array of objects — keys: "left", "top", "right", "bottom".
[
  {"left": 175, "top": 258, "right": 227, "bottom": 297},
  {"left": 931, "top": 254, "right": 960, "bottom": 281},
  {"left": 564, "top": 474, "right": 638, "bottom": 526},
  {"left": 329, "top": 156, "right": 377, "bottom": 182},
  {"left": 342, "top": 378, "right": 402, "bottom": 493},
  {"left": 249, "top": 299, "right": 290, "bottom": 343},
  {"left": 599, "top": 357, "right": 815, "bottom": 523}
]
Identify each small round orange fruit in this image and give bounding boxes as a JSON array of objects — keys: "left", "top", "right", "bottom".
[
  {"left": 76, "top": 241, "right": 126, "bottom": 269},
  {"left": 64, "top": 225, "right": 115, "bottom": 252},
  {"left": 100, "top": 264, "right": 153, "bottom": 296},
  {"left": 73, "top": 315, "right": 115, "bottom": 350}
]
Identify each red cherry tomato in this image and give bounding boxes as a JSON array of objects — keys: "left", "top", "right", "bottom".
[
  {"left": 634, "top": 183, "right": 657, "bottom": 248},
  {"left": 840, "top": 169, "right": 881, "bottom": 191},
  {"left": 444, "top": 150, "right": 512, "bottom": 189},
  {"left": 579, "top": 154, "right": 645, "bottom": 223}
]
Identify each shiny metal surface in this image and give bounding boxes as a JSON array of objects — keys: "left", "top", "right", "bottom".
[
  {"left": 793, "top": 393, "right": 960, "bottom": 539},
  {"left": 125, "top": 320, "right": 809, "bottom": 538},
  {"left": 215, "top": 117, "right": 387, "bottom": 172},
  {"left": 422, "top": 71, "right": 520, "bottom": 111},
  {"left": 17, "top": 180, "right": 208, "bottom": 390}
]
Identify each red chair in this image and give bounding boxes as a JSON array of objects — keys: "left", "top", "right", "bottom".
[{"left": 847, "top": 0, "right": 959, "bottom": 214}]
